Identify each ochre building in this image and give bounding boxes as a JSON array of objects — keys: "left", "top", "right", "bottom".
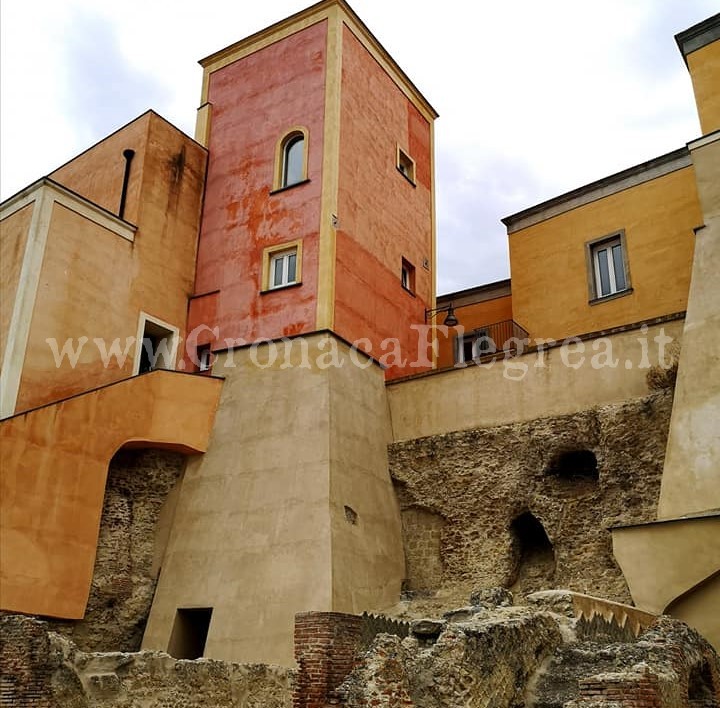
[{"left": 1, "top": 1, "right": 718, "bottom": 667}]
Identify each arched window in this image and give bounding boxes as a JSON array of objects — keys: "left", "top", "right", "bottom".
[
  {"left": 282, "top": 134, "right": 304, "bottom": 187},
  {"left": 274, "top": 128, "right": 308, "bottom": 191}
]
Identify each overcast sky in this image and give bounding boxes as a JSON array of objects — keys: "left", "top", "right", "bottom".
[{"left": 1, "top": 1, "right": 715, "bottom": 293}]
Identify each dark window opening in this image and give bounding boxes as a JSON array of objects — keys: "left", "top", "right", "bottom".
[
  {"left": 546, "top": 449, "right": 599, "bottom": 482},
  {"left": 138, "top": 320, "right": 175, "bottom": 374},
  {"left": 167, "top": 607, "right": 213, "bottom": 659}
]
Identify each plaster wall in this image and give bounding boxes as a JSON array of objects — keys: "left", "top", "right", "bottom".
[
  {"left": 5, "top": 113, "right": 206, "bottom": 414},
  {"left": 334, "top": 25, "right": 434, "bottom": 378},
  {"left": 143, "top": 334, "right": 404, "bottom": 666},
  {"left": 612, "top": 516, "right": 720, "bottom": 649},
  {"left": 15, "top": 203, "right": 137, "bottom": 410},
  {"left": 188, "top": 22, "right": 327, "bottom": 346},
  {"left": 50, "top": 113, "right": 149, "bottom": 223},
  {"left": 327, "top": 346, "right": 405, "bottom": 612},
  {"left": 0, "top": 371, "right": 222, "bottom": 620},
  {"left": 508, "top": 167, "right": 701, "bottom": 341},
  {"left": 387, "top": 319, "right": 683, "bottom": 442},
  {"left": 659, "top": 134, "right": 720, "bottom": 518},
  {"left": 687, "top": 39, "right": 720, "bottom": 135},
  {"left": 0, "top": 206, "right": 31, "bottom": 360}
]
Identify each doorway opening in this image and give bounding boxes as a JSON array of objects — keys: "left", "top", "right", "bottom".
[{"left": 167, "top": 607, "right": 213, "bottom": 659}]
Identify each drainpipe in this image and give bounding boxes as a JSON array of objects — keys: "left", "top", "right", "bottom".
[{"left": 118, "top": 149, "right": 135, "bottom": 219}]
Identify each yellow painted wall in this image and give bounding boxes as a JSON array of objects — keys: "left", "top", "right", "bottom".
[
  {"left": 687, "top": 39, "right": 720, "bottom": 136},
  {"left": 508, "top": 168, "right": 701, "bottom": 341},
  {"left": 143, "top": 334, "right": 404, "bottom": 666},
  {"left": 0, "top": 370, "right": 222, "bottom": 619},
  {"left": 0, "top": 204, "right": 31, "bottom": 361},
  {"left": 9, "top": 113, "right": 207, "bottom": 413},
  {"left": 387, "top": 320, "right": 684, "bottom": 442}
]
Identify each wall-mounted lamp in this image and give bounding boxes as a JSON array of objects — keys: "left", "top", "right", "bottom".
[{"left": 424, "top": 303, "right": 459, "bottom": 327}]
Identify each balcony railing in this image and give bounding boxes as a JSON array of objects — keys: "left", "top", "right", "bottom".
[{"left": 455, "top": 319, "right": 529, "bottom": 364}]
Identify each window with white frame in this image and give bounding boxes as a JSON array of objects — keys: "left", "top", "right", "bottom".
[
  {"left": 269, "top": 248, "right": 298, "bottom": 289},
  {"left": 282, "top": 134, "right": 305, "bottom": 188},
  {"left": 396, "top": 146, "right": 416, "bottom": 184},
  {"left": 197, "top": 345, "right": 212, "bottom": 373},
  {"left": 454, "top": 328, "right": 493, "bottom": 364},
  {"left": 401, "top": 257, "right": 415, "bottom": 293},
  {"left": 590, "top": 234, "right": 628, "bottom": 299}
]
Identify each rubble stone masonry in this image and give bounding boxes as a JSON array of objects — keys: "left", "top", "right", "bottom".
[{"left": 389, "top": 391, "right": 673, "bottom": 603}]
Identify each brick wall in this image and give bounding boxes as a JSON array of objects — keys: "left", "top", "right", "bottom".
[
  {"left": 576, "top": 671, "right": 662, "bottom": 707},
  {"left": 293, "top": 613, "right": 362, "bottom": 708},
  {"left": 0, "top": 615, "right": 55, "bottom": 707},
  {"left": 293, "top": 612, "right": 411, "bottom": 708}
]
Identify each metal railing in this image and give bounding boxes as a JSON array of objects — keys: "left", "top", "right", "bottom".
[{"left": 456, "top": 319, "right": 529, "bottom": 362}]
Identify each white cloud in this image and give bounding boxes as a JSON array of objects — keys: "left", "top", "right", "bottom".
[{"left": 1, "top": 0, "right": 716, "bottom": 292}]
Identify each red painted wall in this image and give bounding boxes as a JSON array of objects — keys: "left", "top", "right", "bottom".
[
  {"left": 335, "top": 25, "right": 433, "bottom": 378},
  {"left": 189, "top": 22, "right": 328, "bottom": 348}
]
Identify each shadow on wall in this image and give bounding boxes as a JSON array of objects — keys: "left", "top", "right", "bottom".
[{"left": 50, "top": 448, "right": 189, "bottom": 651}]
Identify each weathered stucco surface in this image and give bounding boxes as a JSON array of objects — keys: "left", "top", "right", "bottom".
[{"left": 389, "top": 391, "right": 674, "bottom": 605}]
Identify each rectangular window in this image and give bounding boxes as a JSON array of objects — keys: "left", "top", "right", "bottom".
[
  {"left": 589, "top": 233, "right": 630, "bottom": 299},
  {"left": 262, "top": 240, "right": 303, "bottom": 292},
  {"left": 454, "top": 328, "right": 494, "bottom": 364},
  {"left": 271, "top": 250, "right": 297, "bottom": 288},
  {"left": 197, "top": 345, "right": 212, "bottom": 373},
  {"left": 401, "top": 258, "right": 415, "bottom": 293},
  {"left": 396, "top": 147, "right": 416, "bottom": 185}
]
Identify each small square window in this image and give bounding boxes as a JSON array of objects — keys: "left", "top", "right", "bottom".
[
  {"left": 270, "top": 249, "right": 297, "bottom": 289},
  {"left": 396, "top": 147, "right": 416, "bottom": 185},
  {"left": 262, "top": 240, "right": 303, "bottom": 292},
  {"left": 401, "top": 258, "right": 416, "bottom": 293},
  {"left": 587, "top": 232, "right": 630, "bottom": 300}
]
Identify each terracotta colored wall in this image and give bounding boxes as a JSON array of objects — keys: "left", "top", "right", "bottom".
[
  {"left": 435, "top": 295, "right": 513, "bottom": 369},
  {"left": 509, "top": 167, "right": 701, "bottom": 341},
  {"left": 0, "top": 370, "right": 222, "bottom": 620},
  {"left": 0, "top": 204, "right": 31, "bottom": 360},
  {"left": 335, "top": 25, "right": 433, "bottom": 379},
  {"left": 687, "top": 39, "right": 720, "bottom": 136},
  {"left": 189, "top": 22, "right": 327, "bottom": 347},
  {"left": 13, "top": 114, "right": 206, "bottom": 412}
]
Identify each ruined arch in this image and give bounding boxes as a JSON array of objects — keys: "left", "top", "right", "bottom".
[{"left": 508, "top": 511, "right": 556, "bottom": 595}]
